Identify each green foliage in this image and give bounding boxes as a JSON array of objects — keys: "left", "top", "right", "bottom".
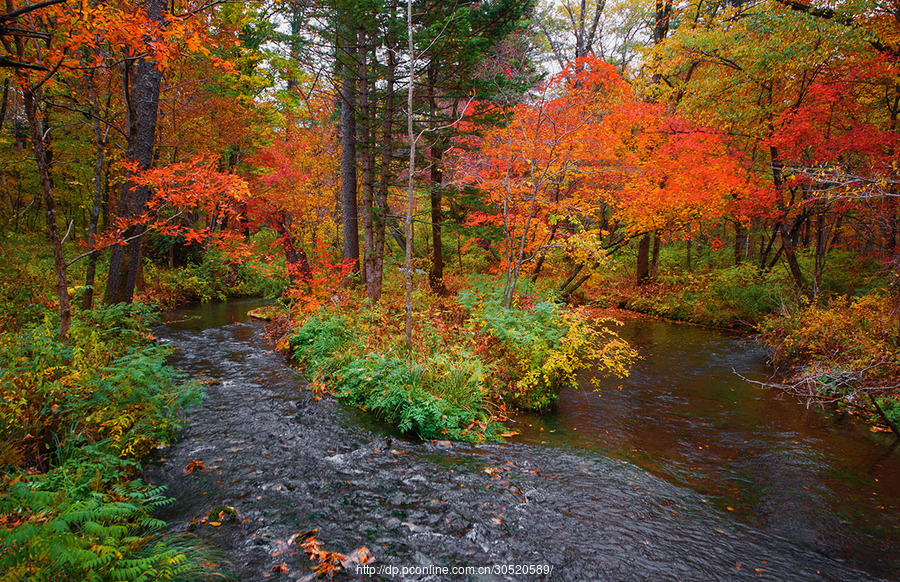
[
  {"left": 0, "top": 469, "right": 192, "bottom": 582},
  {"left": 338, "top": 352, "right": 500, "bottom": 441},
  {"left": 289, "top": 288, "right": 634, "bottom": 439},
  {"left": 290, "top": 310, "right": 501, "bottom": 441},
  {"left": 0, "top": 304, "right": 200, "bottom": 466},
  {"left": 142, "top": 245, "right": 287, "bottom": 308},
  {"left": 0, "top": 305, "right": 215, "bottom": 581},
  {"left": 875, "top": 398, "right": 900, "bottom": 428},
  {"left": 0, "top": 235, "right": 60, "bottom": 334},
  {"left": 627, "top": 263, "right": 790, "bottom": 326}
]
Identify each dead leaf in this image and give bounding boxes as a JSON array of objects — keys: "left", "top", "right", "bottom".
[
  {"left": 341, "top": 546, "right": 375, "bottom": 567},
  {"left": 183, "top": 459, "right": 207, "bottom": 474}
]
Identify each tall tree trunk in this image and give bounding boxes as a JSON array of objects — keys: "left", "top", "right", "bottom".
[
  {"left": 405, "top": 0, "right": 416, "bottom": 349},
  {"left": 770, "top": 145, "right": 809, "bottom": 297},
  {"left": 370, "top": 23, "right": 396, "bottom": 303},
  {"left": 649, "top": 232, "right": 660, "bottom": 281},
  {"left": 340, "top": 44, "right": 359, "bottom": 273},
  {"left": 734, "top": 222, "right": 748, "bottom": 265},
  {"left": 22, "top": 84, "right": 70, "bottom": 340},
  {"left": 426, "top": 65, "right": 447, "bottom": 295},
  {"left": 105, "top": 0, "right": 165, "bottom": 304},
  {"left": 83, "top": 87, "right": 107, "bottom": 311},
  {"left": 531, "top": 223, "right": 559, "bottom": 283}
]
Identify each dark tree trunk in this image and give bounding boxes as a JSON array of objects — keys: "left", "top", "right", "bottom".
[
  {"left": 369, "top": 26, "right": 396, "bottom": 303},
  {"left": 276, "top": 212, "right": 312, "bottom": 286},
  {"left": 636, "top": 234, "right": 651, "bottom": 285},
  {"left": 105, "top": 0, "right": 165, "bottom": 304},
  {"left": 649, "top": 232, "right": 660, "bottom": 281},
  {"left": 340, "top": 51, "right": 359, "bottom": 272},
  {"left": 734, "top": 222, "right": 748, "bottom": 265},
  {"left": 83, "top": 91, "right": 106, "bottom": 311},
  {"left": 770, "top": 146, "right": 808, "bottom": 297},
  {"left": 426, "top": 65, "right": 447, "bottom": 295},
  {"left": 358, "top": 29, "right": 376, "bottom": 296},
  {"left": 531, "top": 223, "right": 559, "bottom": 283}
]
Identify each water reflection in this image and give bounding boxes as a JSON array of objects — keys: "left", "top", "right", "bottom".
[
  {"left": 512, "top": 315, "right": 900, "bottom": 578},
  {"left": 159, "top": 298, "right": 275, "bottom": 332}
]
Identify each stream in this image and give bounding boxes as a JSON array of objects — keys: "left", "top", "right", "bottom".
[{"left": 148, "top": 300, "right": 900, "bottom": 581}]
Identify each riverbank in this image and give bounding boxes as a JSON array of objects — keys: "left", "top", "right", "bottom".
[{"left": 0, "top": 303, "right": 218, "bottom": 580}]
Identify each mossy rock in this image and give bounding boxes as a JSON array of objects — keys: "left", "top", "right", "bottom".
[{"left": 248, "top": 306, "right": 280, "bottom": 321}]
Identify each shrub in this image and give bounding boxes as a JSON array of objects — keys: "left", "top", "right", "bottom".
[
  {"left": 289, "top": 287, "right": 634, "bottom": 439},
  {"left": 460, "top": 289, "right": 634, "bottom": 411},
  {"left": 141, "top": 247, "right": 287, "bottom": 308}
]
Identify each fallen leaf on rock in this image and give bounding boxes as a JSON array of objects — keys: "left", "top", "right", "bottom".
[
  {"left": 341, "top": 546, "right": 374, "bottom": 567},
  {"left": 183, "top": 459, "right": 206, "bottom": 474}
]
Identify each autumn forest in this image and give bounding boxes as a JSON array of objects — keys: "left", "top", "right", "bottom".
[{"left": 1, "top": 0, "right": 899, "bottom": 579}]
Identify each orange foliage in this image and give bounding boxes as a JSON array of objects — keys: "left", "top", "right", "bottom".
[{"left": 450, "top": 56, "right": 765, "bottom": 263}]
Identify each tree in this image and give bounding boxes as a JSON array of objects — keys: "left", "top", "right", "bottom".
[
  {"left": 452, "top": 57, "right": 630, "bottom": 306},
  {"left": 0, "top": 0, "right": 97, "bottom": 339}
]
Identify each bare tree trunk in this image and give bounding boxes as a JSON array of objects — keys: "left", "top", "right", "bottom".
[
  {"left": 404, "top": 0, "right": 416, "bottom": 349},
  {"left": 358, "top": 28, "right": 376, "bottom": 297},
  {"left": 370, "top": 23, "right": 396, "bottom": 303},
  {"left": 83, "top": 89, "right": 107, "bottom": 311},
  {"left": 734, "top": 222, "right": 748, "bottom": 265},
  {"left": 770, "top": 146, "right": 809, "bottom": 297},
  {"left": 531, "top": 223, "right": 559, "bottom": 283},
  {"left": 22, "top": 84, "right": 70, "bottom": 340},
  {"left": 426, "top": 65, "right": 447, "bottom": 295}
]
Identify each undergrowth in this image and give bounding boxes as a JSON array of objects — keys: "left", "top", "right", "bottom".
[
  {"left": 0, "top": 304, "right": 219, "bottom": 581},
  {"left": 142, "top": 245, "right": 287, "bottom": 308}
]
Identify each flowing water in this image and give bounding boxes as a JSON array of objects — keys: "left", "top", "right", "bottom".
[{"left": 148, "top": 300, "right": 899, "bottom": 581}]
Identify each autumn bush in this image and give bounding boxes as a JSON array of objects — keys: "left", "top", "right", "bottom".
[
  {"left": 759, "top": 293, "right": 900, "bottom": 433},
  {"left": 289, "top": 286, "right": 634, "bottom": 440},
  {"left": 0, "top": 303, "right": 215, "bottom": 580},
  {"left": 458, "top": 289, "right": 634, "bottom": 411}
]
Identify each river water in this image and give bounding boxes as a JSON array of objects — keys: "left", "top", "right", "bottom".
[{"left": 148, "top": 300, "right": 899, "bottom": 581}]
